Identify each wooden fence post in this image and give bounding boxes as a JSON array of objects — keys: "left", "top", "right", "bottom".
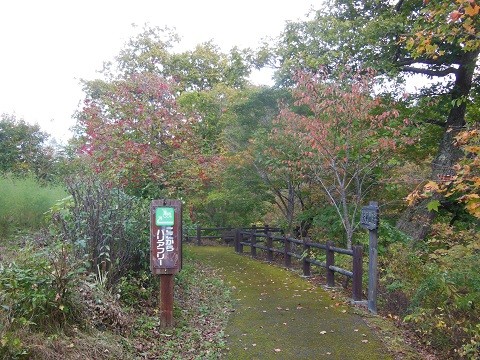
[
  {"left": 302, "top": 237, "right": 311, "bottom": 277},
  {"left": 234, "top": 228, "right": 240, "bottom": 253},
  {"left": 196, "top": 225, "right": 202, "bottom": 246},
  {"left": 250, "top": 225, "right": 257, "bottom": 258},
  {"left": 238, "top": 229, "right": 244, "bottom": 254},
  {"left": 368, "top": 216, "right": 379, "bottom": 314},
  {"left": 266, "top": 231, "right": 273, "bottom": 262},
  {"left": 352, "top": 245, "right": 363, "bottom": 301},
  {"left": 326, "top": 240, "right": 335, "bottom": 287},
  {"left": 284, "top": 235, "right": 291, "bottom": 268}
]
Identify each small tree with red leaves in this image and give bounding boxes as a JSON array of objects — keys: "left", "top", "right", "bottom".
[
  {"left": 275, "top": 69, "right": 408, "bottom": 248},
  {"left": 76, "top": 73, "right": 197, "bottom": 197}
]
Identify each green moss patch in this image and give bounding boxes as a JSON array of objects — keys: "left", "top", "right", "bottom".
[{"left": 190, "top": 245, "right": 393, "bottom": 360}]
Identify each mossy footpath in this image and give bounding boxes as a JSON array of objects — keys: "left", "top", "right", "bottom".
[{"left": 190, "top": 245, "right": 394, "bottom": 360}]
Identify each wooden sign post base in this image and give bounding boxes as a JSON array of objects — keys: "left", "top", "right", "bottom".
[{"left": 160, "top": 274, "right": 175, "bottom": 327}]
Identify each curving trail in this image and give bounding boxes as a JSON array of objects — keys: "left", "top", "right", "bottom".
[{"left": 190, "top": 245, "right": 393, "bottom": 360}]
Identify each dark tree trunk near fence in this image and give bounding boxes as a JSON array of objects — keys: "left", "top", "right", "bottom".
[{"left": 397, "top": 49, "right": 479, "bottom": 241}]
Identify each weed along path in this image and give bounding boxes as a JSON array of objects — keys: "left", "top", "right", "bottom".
[{"left": 190, "top": 245, "right": 392, "bottom": 360}]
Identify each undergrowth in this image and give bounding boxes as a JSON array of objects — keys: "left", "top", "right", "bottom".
[
  {"left": 119, "top": 248, "right": 232, "bottom": 359},
  {"left": 380, "top": 223, "right": 480, "bottom": 359},
  {"left": 0, "top": 239, "right": 232, "bottom": 359}
]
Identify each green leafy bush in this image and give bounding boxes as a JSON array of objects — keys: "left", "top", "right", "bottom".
[
  {"left": 47, "top": 174, "right": 150, "bottom": 284},
  {"left": 0, "top": 241, "right": 81, "bottom": 358},
  {"left": 116, "top": 270, "right": 155, "bottom": 307},
  {"left": 382, "top": 223, "right": 480, "bottom": 358}
]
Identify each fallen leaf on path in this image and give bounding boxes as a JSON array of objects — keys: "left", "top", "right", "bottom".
[{"left": 274, "top": 348, "right": 281, "bottom": 352}]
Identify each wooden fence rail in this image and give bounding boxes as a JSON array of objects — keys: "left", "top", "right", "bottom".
[
  {"left": 184, "top": 224, "right": 282, "bottom": 246},
  {"left": 185, "top": 225, "right": 363, "bottom": 302},
  {"left": 234, "top": 228, "right": 363, "bottom": 301}
]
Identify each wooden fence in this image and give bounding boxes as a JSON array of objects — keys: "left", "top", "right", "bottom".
[
  {"left": 184, "top": 224, "right": 282, "bottom": 246},
  {"left": 186, "top": 225, "right": 363, "bottom": 302}
]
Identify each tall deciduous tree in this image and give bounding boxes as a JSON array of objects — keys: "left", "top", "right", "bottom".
[
  {"left": 76, "top": 73, "right": 197, "bottom": 197},
  {"left": 105, "top": 25, "right": 253, "bottom": 93},
  {"left": 275, "top": 69, "right": 407, "bottom": 248},
  {"left": 0, "top": 113, "right": 54, "bottom": 179},
  {"left": 396, "top": 0, "right": 480, "bottom": 238},
  {"left": 264, "top": 0, "right": 479, "bottom": 239}
]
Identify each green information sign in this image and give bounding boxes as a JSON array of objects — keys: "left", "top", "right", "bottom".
[{"left": 155, "top": 207, "right": 175, "bottom": 226}]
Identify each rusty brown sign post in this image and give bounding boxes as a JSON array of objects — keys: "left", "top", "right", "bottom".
[{"left": 150, "top": 199, "right": 182, "bottom": 327}]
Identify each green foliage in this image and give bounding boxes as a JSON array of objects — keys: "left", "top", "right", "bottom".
[
  {"left": 309, "top": 205, "right": 345, "bottom": 243},
  {"left": 0, "top": 174, "right": 67, "bottom": 237},
  {"left": 0, "top": 242, "right": 80, "bottom": 326},
  {"left": 0, "top": 240, "right": 82, "bottom": 358},
  {"left": 0, "top": 114, "right": 49, "bottom": 177},
  {"left": 48, "top": 174, "right": 149, "bottom": 283},
  {"left": 115, "top": 270, "right": 155, "bottom": 308},
  {"left": 381, "top": 223, "right": 480, "bottom": 357},
  {"left": 110, "top": 25, "right": 253, "bottom": 92},
  {"left": 121, "top": 246, "right": 232, "bottom": 359}
]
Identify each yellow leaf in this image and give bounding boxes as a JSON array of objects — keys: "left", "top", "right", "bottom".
[
  {"left": 464, "top": 145, "right": 480, "bottom": 154},
  {"left": 423, "top": 181, "right": 439, "bottom": 193},
  {"left": 464, "top": 4, "right": 480, "bottom": 16},
  {"left": 465, "top": 193, "right": 480, "bottom": 200}
]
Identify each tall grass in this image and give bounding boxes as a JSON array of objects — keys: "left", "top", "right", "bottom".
[{"left": 0, "top": 174, "right": 67, "bottom": 237}]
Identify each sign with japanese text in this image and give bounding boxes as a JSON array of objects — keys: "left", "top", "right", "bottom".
[
  {"left": 150, "top": 199, "right": 182, "bottom": 275},
  {"left": 360, "top": 203, "right": 379, "bottom": 231}
]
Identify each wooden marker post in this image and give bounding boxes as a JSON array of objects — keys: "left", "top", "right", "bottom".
[
  {"left": 150, "top": 199, "right": 182, "bottom": 327},
  {"left": 360, "top": 201, "right": 379, "bottom": 314}
]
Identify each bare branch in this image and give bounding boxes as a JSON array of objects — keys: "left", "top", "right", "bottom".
[{"left": 401, "top": 66, "right": 458, "bottom": 77}]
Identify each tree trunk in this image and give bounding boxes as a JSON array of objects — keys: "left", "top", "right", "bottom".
[{"left": 397, "top": 50, "right": 479, "bottom": 240}]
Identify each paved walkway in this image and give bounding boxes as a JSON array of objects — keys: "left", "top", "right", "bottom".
[{"left": 190, "top": 246, "right": 392, "bottom": 360}]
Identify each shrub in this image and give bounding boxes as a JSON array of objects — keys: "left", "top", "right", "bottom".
[
  {"left": 383, "top": 223, "right": 480, "bottom": 358},
  {"left": 0, "top": 241, "right": 81, "bottom": 358},
  {"left": 48, "top": 174, "right": 150, "bottom": 284}
]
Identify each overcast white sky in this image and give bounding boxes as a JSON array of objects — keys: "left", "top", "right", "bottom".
[{"left": 0, "top": 1, "right": 318, "bottom": 142}]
